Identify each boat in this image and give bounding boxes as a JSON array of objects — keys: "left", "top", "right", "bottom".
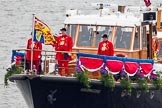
[{"left": 7, "top": 3, "right": 162, "bottom": 108}]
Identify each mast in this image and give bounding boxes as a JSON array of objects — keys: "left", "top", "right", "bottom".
[{"left": 99, "top": 3, "right": 103, "bottom": 17}]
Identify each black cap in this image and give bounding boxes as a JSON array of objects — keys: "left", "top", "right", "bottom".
[
  {"left": 102, "top": 34, "right": 108, "bottom": 38},
  {"left": 60, "top": 28, "right": 66, "bottom": 31}
]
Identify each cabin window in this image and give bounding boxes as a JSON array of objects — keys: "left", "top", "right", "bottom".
[
  {"left": 134, "top": 27, "right": 140, "bottom": 49},
  {"left": 142, "top": 27, "right": 147, "bottom": 48},
  {"left": 95, "top": 26, "right": 112, "bottom": 47},
  {"left": 114, "top": 27, "right": 132, "bottom": 49},
  {"left": 66, "top": 24, "right": 76, "bottom": 42},
  {"left": 77, "top": 25, "right": 96, "bottom": 46}
]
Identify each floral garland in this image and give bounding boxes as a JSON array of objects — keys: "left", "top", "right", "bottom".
[
  {"left": 74, "top": 67, "right": 90, "bottom": 88},
  {"left": 134, "top": 69, "right": 149, "bottom": 93},
  {"left": 137, "top": 77, "right": 149, "bottom": 93},
  {"left": 100, "top": 73, "right": 115, "bottom": 89},
  {"left": 120, "top": 77, "right": 132, "bottom": 95},
  {"left": 75, "top": 59, "right": 162, "bottom": 93},
  {"left": 152, "top": 71, "right": 162, "bottom": 90},
  {"left": 4, "top": 65, "right": 23, "bottom": 87},
  {"left": 75, "top": 59, "right": 162, "bottom": 95}
]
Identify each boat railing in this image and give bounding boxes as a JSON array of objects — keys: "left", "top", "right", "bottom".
[
  {"left": 9, "top": 48, "right": 162, "bottom": 80},
  {"left": 10, "top": 49, "right": 78, "bottom": 75}
]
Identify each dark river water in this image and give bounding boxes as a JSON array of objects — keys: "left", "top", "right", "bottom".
[{"left": 0, "top": 0, "right": 161, "bottom": 107}]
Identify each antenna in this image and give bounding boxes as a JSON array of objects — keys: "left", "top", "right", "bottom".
[
  {"left": 139, "top": 0, "right": 142, "bottom": 11},
  {"left": 99, "top": 3, "right": 103, "bottom": 17}
]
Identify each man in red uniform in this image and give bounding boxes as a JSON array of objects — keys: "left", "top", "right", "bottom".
[
  {"left": 98, "top": 34, "right": 114, "bottom": 56},
  {"left": 55, "top": 28, "right": 73, "bottom": 76},
  {"left": 26, "top": 38, "right": 42, "bottom": 74}
]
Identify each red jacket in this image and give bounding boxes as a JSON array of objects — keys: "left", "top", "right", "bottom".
[
  {"left": 26, "top": 38, "right": 42, "bottom": 60},
  {"left": 98, "top": 40, "right": 114, "bottom": 56},
  {"left": 55, "top": 35, "right": 73, "bottom": 60}
]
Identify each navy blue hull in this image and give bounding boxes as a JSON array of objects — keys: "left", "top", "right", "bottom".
[{"left": 9, "top": 74, "right": 162, "bottom": 108}]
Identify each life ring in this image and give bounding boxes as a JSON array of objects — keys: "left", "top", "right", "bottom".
[{"left": 152, "top": 36, "right": 160, "bottom": 60}]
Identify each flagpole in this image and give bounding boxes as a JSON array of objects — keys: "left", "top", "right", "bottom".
[{"left": 31, "top": 14, "right": 35, "bottom": 71}]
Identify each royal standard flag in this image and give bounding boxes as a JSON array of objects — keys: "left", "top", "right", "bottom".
[{"left": 33, "top": 17, "right": 55, "bottom": 45}]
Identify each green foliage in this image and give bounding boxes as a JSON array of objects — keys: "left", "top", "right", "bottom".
[
  {"left": 4, "top": 65, "right": 23, "bottom": 87},
  {"left": 152, "top": 74, "right": 162, "bottom": 90},
  {"left": 75, "top": 69, "right": 90, "bottom": 88},
  {"left": 100, "top": 74, "right": 115, "bottom": 89},
  {"left": 120, "top": 77, "right": 132, "bottom": 95},
  {"left": 137, "top": 78, "right": 149, "bottom": 93}
]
